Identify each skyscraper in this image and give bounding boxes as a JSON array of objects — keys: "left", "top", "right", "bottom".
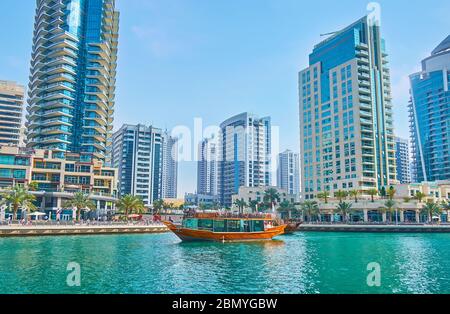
[
  {"left": 0, "top": 81, "right": 24, "bottom": 146},
  {"left": 26, "top": 0, "right": 119, "bottom": 162},
  {"left": 395, "top": 137, "right": 411, "bottom": 184},
  {"left": 112, "top": 124, "right": 178, "bottom": 206},
  {"left": 161, "top": 133, "right": 178, "bottom": 199},
  {"left": 299, "top": 16, "right": 397, "bottom": 200},
  {"left": 277, "top": 150, "right": 300, "bottom": 197},
  {"left": 197, "top": 137, "right": 218, "bottom": 196},
  {"left": 218, "top": 113, "right": 272, "bottom": 207},
  {"left": 409, "top": 36, "right": 450, "bottom": 182}
]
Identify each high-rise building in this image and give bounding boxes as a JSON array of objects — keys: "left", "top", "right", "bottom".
[
  {"left": 218, "top": 113, "right": 272, "bottom": 207},
  {"left": 409, "top": 36, "right": 450, "bottom": 182},
  {"left": 395, "top": 137, "right": 411, "bottom": 184},
  {"left": 299, "top": 16, "right": 397, "bottom": 200},
  {"left": 112, "top": 124, "right": 178, "bottom": 206},
  {"left": 197, "top": 137, "right": 218, "bottom": 196},
  {"left": 277, "top": 150, "right": 300, "bottom": 197},
  {"left": 161, "top": 133, "right": 178, "bottom": 199},
  {"left": 26, "top": 0, "right": 119, "bottom": 162},
  {"left": 0, "top": 81, "right": 24, "bottom": 146}
]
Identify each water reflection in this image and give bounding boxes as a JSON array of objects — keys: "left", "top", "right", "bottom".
[{"left": 2, "top": 233, "right": 450, "bottom": 294}]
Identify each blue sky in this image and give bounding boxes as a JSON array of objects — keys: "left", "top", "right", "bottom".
[{"left": 1, "top": 0, "right": 449, "bottom": 197}]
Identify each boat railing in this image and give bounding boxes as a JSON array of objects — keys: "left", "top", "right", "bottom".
[{"left": 183, "top": 211, "right": 276, "bottom": 220}]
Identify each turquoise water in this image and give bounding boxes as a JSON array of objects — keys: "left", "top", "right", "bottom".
[{"left": 1, "top": 232, "right": 450, "bottom": 294}]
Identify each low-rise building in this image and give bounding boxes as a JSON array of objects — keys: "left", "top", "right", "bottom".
[
  {"left": 0, "top": 146, "right": 118, "bottom": 220},
  {"left": 184, "top": 193, "right": 219, "bottom": 208},
  {"left": 232, "top": 186, "right": 298, "bottom": 210}
]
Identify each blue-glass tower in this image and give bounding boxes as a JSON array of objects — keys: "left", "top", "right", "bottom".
[
  {"left": 26, "top": 0, "right": 119, "bottom": 162},
  {"left": 409, "top": 36, "right": 450, "bottom": 182}
]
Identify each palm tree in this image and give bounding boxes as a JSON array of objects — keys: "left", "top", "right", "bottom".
[
  {"left": 116, "top": 195, "right": 146, "bottom": 216},
  {"left": 152, "top": 199, "right": 166, "bottom": 214},
  {"left": 421, "top": 202, "right": 442, "bottom": 223},
  {"left": 380, "top": 200, "right": 397, "bottom": 224},
  {"left": 263, "top": 188, "right": 280, "bottom": 210},
  {"left": 300, "top": 201, "right": 319, "bottom": 222},
  {"left": 249, "top": 200, "right": 259, "bottom": 213},
  {"left": 387, "top": 187, "right": 396, "bottom": 201},
  {"left": 277, "top": 200, "right": 297, "bottom": 220},
  {"left": 367, "top": 189, "right": 378, "bottom": 202},
  {"left": 0, "top": 185, "right": 37, "bottom": 220},
  {"left": 234, "top": 199, "right": 247, "bottom": 214},
  {"left": 317, "top": 191, "right": 330, "bottom": 204},
  {"left": 28, "top": 182, "right": 39, "bottom": 192},
  {"left": 63, "top": 192, "right": 96, "bottom": 222},
  {"left": 349, "top": 190, "right": 360, "bottom": 203},
  {"left": 414, "top": 192, "right": 426, "bottom": 203},
  {"left": 334, "top": 190, "right": 348, "bottom": 202},
  {"left": 335, "top": 201, "right": 353, "bottom": 223}
]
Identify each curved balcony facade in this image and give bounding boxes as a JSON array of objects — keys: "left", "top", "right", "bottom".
[{"left": 26, "top": 0, "right": 119, "bottom": 163}]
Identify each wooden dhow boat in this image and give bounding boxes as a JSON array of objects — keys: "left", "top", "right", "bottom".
[{"left": 163, "top": 212, "right": 287, "bottom": 242}]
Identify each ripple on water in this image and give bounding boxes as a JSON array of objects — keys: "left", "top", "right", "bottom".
[{"left": 1, "top": 232, "right": 450, "bottom": 294}]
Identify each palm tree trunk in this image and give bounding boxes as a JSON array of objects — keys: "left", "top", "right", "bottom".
[{"left": 13, "top": 204, "right": 18, "bottom": 220}]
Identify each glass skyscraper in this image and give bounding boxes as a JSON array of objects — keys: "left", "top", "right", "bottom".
[
  {"left": 218, "top": 113, "right": 272, "bottom": 207},
  {"left": 395, "top": 136, "right": 411, "bottom": 184},
  {"left": 26, "top": 0, "right": 119, "bottom": 162},
  {"left": 112, "top": 124, "right": 178, "bottom": 206},
  {"left": 409, "top": 36, "right": 450, "bottom": 182},
  {"left": 299, "top": 16, "right": 397, "bottom": 200}
]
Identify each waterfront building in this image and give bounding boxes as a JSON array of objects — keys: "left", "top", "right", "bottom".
[
  {"left": 112, "top": 124, "right": 178, "bottom": 207},
  {"left": 277, "top": 150, "right": 300, "bottom": 196},
  {"left": 197, "top": 137, "right": 218, "bottom": 196},
  {"left": 232, "top": 186, "right": 298, "bottom": 211},
  {"left": 218, "top": 113, "right": 272, "bottom": 207},
  {"left": 184, "top": 193, "right": 219, "bottom": 208},
  {"left": 0, "top": 81, "right": 25, "bottom": 146},
  {"left": 395, "top": 137, "right": 411, "bottom": 184},
  {"left": 0, "top": 145, "right": 118, "bottom": 220},
  {"left": 409, "top": 36, "right": 450, "bottom": 182},
  {"left": 26, "top": 0, "right": 120, "bottom": 163},
  {"left": 313, "top": 180, "right": 450, "bottom": 223},
  {"left": 299, "top": 16, "right": 398, "bottom": 200}
]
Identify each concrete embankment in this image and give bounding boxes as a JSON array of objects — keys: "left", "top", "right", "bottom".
[
  {"left": 0, "top": 224, "right": 169, "bottom": 237},
  {"left": 298, "top": 224, "right": 450, "bottom": 233}
]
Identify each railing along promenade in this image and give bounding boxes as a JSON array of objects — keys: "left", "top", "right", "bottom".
[{"left": 0, "top": 220, "right": 169, "bottom": 237}]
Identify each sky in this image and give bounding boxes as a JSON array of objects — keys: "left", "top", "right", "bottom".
[{"left": 0, "top": 0, "right": 449, "bottom": 197}]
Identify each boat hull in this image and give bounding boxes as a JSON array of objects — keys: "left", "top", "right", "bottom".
[{"left": 163, "top": 221, "right": 287, "bottom": 242}]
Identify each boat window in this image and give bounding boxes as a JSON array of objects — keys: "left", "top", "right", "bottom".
[
  {"left": 198, "top": 219, "right": 213, "bottom": 231},
  {"left": 252, "top": 220, "right": 265, "bottom": 232},
  {"left": 243, "top": 220, "right": 251, "bottom": 232},
  {"left": 213, "top": 220, "right": 226, "bottom": 232},
  {"left": 183, "top": 219, "right": 198, "bottom": 230},
  {"left": 227, "top": 220, "right": 241, "bottom": 232}
]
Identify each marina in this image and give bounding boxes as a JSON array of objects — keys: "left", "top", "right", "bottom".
[{"left": 2, "top": 232, "right": 450, "bottom": 294}]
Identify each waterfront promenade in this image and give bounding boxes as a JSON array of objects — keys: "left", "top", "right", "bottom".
[
  {"left": 0, "top": 222, "right": 169, "bottom": 237},
  {"left": 298, "top": 223, "right": 450, "bottom": 233}
]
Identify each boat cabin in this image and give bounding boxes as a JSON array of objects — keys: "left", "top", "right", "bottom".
[{"left": 182, "top": 218, "right": 273, "bottom": 233}]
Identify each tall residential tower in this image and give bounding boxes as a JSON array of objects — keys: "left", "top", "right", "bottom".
[
  {"left": 409, "top": 36, "right": 450, "bottom": 182},
  {"left": 112, "top": 124, "right": 178, "bottom": 206},
  {"left": 0, "top": 81, "right": 25, "bottom": 146},
  {"left": 277, "top": 150, "right": 300, "bottom": 197},
  {"left": 218, "top": 113, "right": 272, "bottom": 207},
  {"left": 395, "top": 137, "right": 411, "bottom": 184},
  {"left": 197, "top": 137, "right": 218, "bottom": 196},
  {"left": 26, "top": 0, "right": 119, "bottom": 162},
  {"left": 299, "top": 16, "right": 397, "bottom": 200}
]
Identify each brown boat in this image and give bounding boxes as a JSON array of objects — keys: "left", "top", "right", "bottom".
[
  {"left": 163, "top": 212, "right": 287, "bottom": 242},
  {"left": 284, "top": 222, "right": 302, "bottom": 234}
]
